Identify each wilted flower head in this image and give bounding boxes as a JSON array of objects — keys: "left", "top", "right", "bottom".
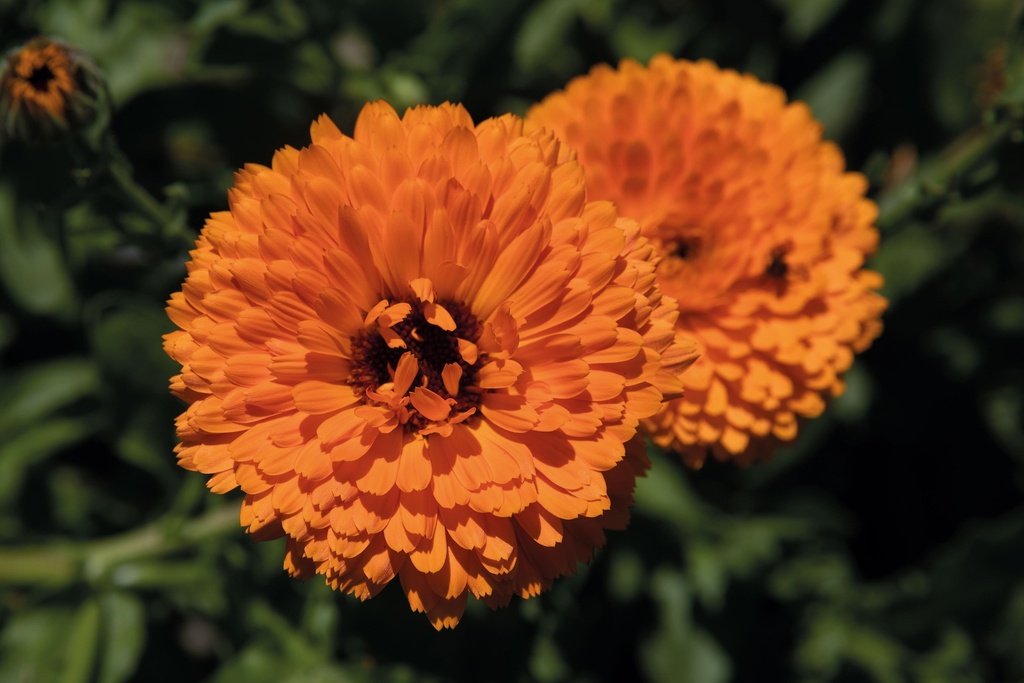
[
  {"left": 0, "top": 37, "right": 105, "bottom": 143},
  {"left": 528, "top": 55, "right": 886, "bottom": 466},
  {"left": 165, "top": 101, "right": 696, "bottom": 628}
]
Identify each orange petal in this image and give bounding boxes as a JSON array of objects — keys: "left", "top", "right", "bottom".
[
  {"left": 410, "top": 387, "right": 453, "bottom": 422},
  {"left": 396, "top": 437, "right": 432, "bottom": 492}
]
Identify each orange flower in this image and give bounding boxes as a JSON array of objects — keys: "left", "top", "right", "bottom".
[
  {"left": 528, "top": 55, "right": 886, "bottom": 466},
  {"left": 165, "top": 101, "right": 696, "bottom": 628},
  {"left": 0, "top": 37, "right": 103, "bottom": 142}
]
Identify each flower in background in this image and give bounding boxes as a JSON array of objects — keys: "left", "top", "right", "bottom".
[
  {"left": 528, "top": 55, "right": 887, "bottom": 466},
  {"left": 165, "top": 101, "right": 697, "bottom": 628},
  {"left": 0, "top": 37, "right": 105, "bottom": 143}
]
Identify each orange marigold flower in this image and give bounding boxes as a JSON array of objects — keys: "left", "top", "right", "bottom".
[
  {"left": 164, "top": 101, "right": 696, "bottom": 628},
  {"left": 528, "top": 55, "right": 887, "bottom": 466},
  {"left": 0, "top": 37, "right": 104, "bottom": 142}
]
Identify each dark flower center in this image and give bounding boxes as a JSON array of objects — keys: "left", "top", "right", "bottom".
[
  {"left": 349, "top": 298, "right": 484, "bottom": 416},
  {"left": 765, "top": 247, "right": 788, "bottom": 279},
  {"left": 27, "top": 63, "right": 56, "bottom": 92},
  {"left": 673, "top": 237, "right": 700, "bottom": 260}
]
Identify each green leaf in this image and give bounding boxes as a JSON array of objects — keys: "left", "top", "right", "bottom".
[
  {"left": 292, "top": 41, "right": 336, "bottom": 95},
  {"left": 0, "top": 417, "right": 100, "bottom": 508},
  {"left": 998, "top": 3, "right": 1024, "bottom": 108},
  {"left": 0, "top": 606, "right": 76, "bottom": 683},
  {"left": 987, "top": 295, "right": 1024, "bottom": 333},
  {"left": 529, "top": 635, "right": 569, "bottom": 683},
  {"left": 922, "top": 0, "right": 1017, "bottom": 131},
  {"left": 796, "top": 607, "right": 909, "bottom": 683},
  {"left": 913, "top": 627, "right": 982, "bottom": 683},
  {"left": 794, "top": 608, "right": 849, "bottom": 679},
  {"left": 989, "top": 584, "right": 1024, "bottom": 678},
  {"left": 281, "top": 665, "right": 368, "bottom": 683},
  {"left": 114, "top": 406, "right": 178, "bottom": 483},
  {"left": 982, "top": 387, "right": 1024, "bottom": 457},
  {"left": 514, "top": 0, "right": 579, "bottom": 73},
  {"left": 842, "top": 622, "right": 905, "bottom": 683},
  {"left": 769, "top": 552, "right": 856, "bottom": 601},
  {"left": 0, "top": 358, "right": 100, "bottom": 438},
  {"left": 226, "top": 0, "right": 308, "bottom": 41},
  {"left": 301, "top": 584, "right": 340, "bottom": 656},
  {"left": 606, "top": 548, "right": 646, "bottom": 603},
  {"left": 869, "top": 0, "right": 917, "bottom": 44},
  {"left": 634, "top": 448, "right": 705, "bottom": 533},
  {"left": 248, "top": 601, "right": 319, "bottom": 663},
  {"left": 871, "top": 223, "right": 950, "bottom": 303},
  {"left": 50, "top": 466, "right": 99, "bottom": 533},
  {"left": 380, "top": 70, "right": 430, "bottom": 111},
  {"left": 88, "top": 303, "right": 178, "bottom": 394},
  {"left": 208, "top": 599, "right": 374, "bottom": 683},
  {"left": 36, "top": 0, "right": 185, "bottom": 102},
  {"left": 113, "top": 560, "right": 228, "bottom": 617},
  {"left": 96, "top": 591, "right": 146, "bottom": 683},
  {"left": 770, "top": 0, "right": 850, "bottom": 42},
  {"left": 718, "top": 517, "right": 809, "bottom": 575},
  {"left": 209, "top": 643, "right": 289, "bottom": 683},
  {"left": 795, "top": 51, "right": 870, "bottom": 142},
  {"left": 577, "top": 0, "right": 613, "bottom": 28},
  {"left": 192, "top": 0, "right": 249, "bottom": 34},
  {"left": 0, "top": 183, "right": 76, "bottom": 316},
  {"left": 640, "top": 569, "right": 731, "bottom": 683},
  {"left": 830, "top": 361, "right": 875, "bottom": 423},
  {"left": 924, "top": 326, "right": 981, "bottom": 380},
  {"left": 685, "top": 539, "right": 728, "bottom": 610},
  {"left": 611, "top": 14, "right": 688, "bottom": 63},
  {"left": 60, "top": 599, "right": 102, "bottom": 683}
]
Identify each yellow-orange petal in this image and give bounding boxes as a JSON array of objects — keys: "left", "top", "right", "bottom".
[
  {"left": 166, "top": 100, "right": 691, "bottom": 629},
  {"left": 528, "top": 55, "right": 886, "bottom": 466}
]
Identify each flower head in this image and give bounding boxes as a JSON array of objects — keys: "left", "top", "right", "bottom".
[
  {"left": 165, "top": 101, "right": 696, "bottom": 628},
  {"left": 0, "top": 37, "right": 104, "bottom": 142},
  {"left": 528, "top": 55, "right": 886, "bottom": 466}
]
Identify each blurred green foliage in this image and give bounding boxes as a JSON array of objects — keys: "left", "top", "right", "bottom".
[{"left": 1, "top": 0, "right": 1023, "bottom": 681}]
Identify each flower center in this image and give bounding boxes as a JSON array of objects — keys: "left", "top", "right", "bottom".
[
  {"left": 349, "top": 297, "right": 484, "bottom": 429},
  {"left": 765, "top": 247, "right": 788, "bottom": 279},
  {"left": 671, "top": 236, "right": 702, "bottom": 260},
  {"left": 27, "top": 63, "right": 56, "bottom": 93}
]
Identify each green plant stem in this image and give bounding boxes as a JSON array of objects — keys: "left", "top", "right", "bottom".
[
  {"left": 107, "top": 159, "right": 175, "bottom": 230},
  {"left": 0, "top": 505, "right": 239, "bottom": 587},
  {"left": 877, "top": 117, "right": 1016, "bottom": 232},
  {"left": 104, "top": 152, "right": 197, "bottom": 250}
]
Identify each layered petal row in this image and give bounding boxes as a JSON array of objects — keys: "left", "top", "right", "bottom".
[
  {"left": 165, "top": 101, "right": 697, "bottom": 628},
  {"left": 528, "top": 55, "right": 887, "bottom": 466}
]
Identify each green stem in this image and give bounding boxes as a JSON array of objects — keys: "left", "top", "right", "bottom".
[
  {"left": 0, "top": 505, "right": 240, "bottom": 587},
  {"left": 0, "top": 544, "right": 80, "bottom": 586},
  {"left": 87, "top": 131, "right": 195, "bottom": 249},
  {"left": 876, "top": 117, "right": 1016, "bottom": 232},
  {"left": 106, "top": 159, "right": 176, "bottom": 230}
]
